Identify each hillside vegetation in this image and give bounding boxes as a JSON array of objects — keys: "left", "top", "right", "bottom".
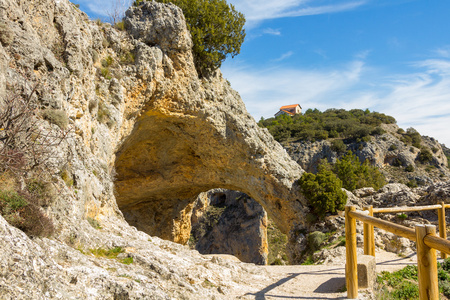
[{"left": 258, "top": 108, "right": 395, "bottom": 143}]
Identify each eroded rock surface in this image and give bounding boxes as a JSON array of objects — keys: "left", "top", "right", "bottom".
[
  {"left": 114, "top": 2, "right": 306, "bottom": 242},
  {"left": 191, "top": 189, "right": 268, "bottom": 265},
  {"left": 0, "top": 0, "right": 307, "bottom": 297}
]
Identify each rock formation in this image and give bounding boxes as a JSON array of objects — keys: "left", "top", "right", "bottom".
[
  {"left": 191, "top": 189, "right": 268, "bottom": 265},
  {"left": 0, "top": 0, "right": 309, "bottom": 296},
  {"left": 113, "top": 2, "right": 306, "bottom": 242},
  {"left": 285, "top": 123, "right": 449, "bottom": 184}
]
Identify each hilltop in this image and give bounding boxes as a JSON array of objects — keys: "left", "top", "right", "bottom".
[{"left": 259, "top": 109, "right": 450, "bottom": 185}]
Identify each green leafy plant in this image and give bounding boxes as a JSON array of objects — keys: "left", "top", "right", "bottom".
[
  {"left": 115, "top": 21, "right": 126, "bottom": 31},
  {"left": 60, "top": 168, "right": 73, "bottom": 187},
  {"left": 397, "top": 213, "right": 407, "bottom": 220},
  {"left": 139, "top": 0, "right": 246, "bottom": 77},
  {"left": 298, "top": 163, "right": 347, "bottom": 218},
  {"left": 0, "top": 188, "right": 54, "bottom": 237},
  {"left": 405, "top": 164, "right": 414, "bottom": 172},
  {"left": 267, "top": 217, "right": 288, "bottom": 265},
  {"left": 307, "top": 231, "right": 327, "bottom": 252},
  {"left": 418, "top": 148, "right": 433, "bottom": 163},
  {"left": 376, "top": 260, "right": 450, "bottom": 299},
  {"left": 333, "top": 151, "right": 386, "bottom": 191}
]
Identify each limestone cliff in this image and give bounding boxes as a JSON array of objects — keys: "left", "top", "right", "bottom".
[{"left": 0, "top": 0, "right": 307, "bottom": 297}]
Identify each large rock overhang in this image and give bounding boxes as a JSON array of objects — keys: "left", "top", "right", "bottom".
[{"left": 113, "top": 1, "right": 307, "bottom": 244}]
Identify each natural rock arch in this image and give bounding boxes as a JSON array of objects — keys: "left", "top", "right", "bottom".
[{"left": 113, "top": 2, "right": 307, "bottom": 244}]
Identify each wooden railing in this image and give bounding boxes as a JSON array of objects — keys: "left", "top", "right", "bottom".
[
  {"left": 345, "top": 204, "right": 450, "bottom": 299},
  {"left": 363, "top": 202, "right": 449, "bottom": 259}
]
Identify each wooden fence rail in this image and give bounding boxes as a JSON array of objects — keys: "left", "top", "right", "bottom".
[
  {"left": 345, "top": 204, "right": 450, "bottom": 299},
  {"left": 365, "top": 202, "right": 448, "bottom": 259}
]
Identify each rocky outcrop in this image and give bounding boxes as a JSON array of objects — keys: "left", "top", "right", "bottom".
[
  {"left": 191, "top": 189, "right": 268, "bottom": 265},
  {"left": 113, "top": 2, "right": 306, "bottom": 242},
  {"left": 285, "top": 123, "right": 449, "bottom": 185},
  {"left": 0, "top": 0, "right": 309, "bottom": 296},
  {"left": 0, "top": 210, "right": 274, "bottom": 299}
]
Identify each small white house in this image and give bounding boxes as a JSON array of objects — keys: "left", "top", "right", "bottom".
[{"left": 274, "top": 104, "right": 302, "bottom": 117}]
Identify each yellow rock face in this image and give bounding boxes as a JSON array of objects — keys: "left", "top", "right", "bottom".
[{"left": 112, "top": 2, "right": 307, "bottom": 244}]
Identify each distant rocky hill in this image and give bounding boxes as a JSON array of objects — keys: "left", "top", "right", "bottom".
[{"left": 259, "top": 110, "right": 449, "bottom": 185}]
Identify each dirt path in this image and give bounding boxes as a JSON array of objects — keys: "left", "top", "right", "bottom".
[{"left": 240, "top": 249, "right": 418, "bottom": 300}]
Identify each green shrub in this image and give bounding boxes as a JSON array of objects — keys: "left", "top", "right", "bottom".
[
  {"left": 145, "top": 0, "right": 246, "bottom": 77},
  {"left": 307, "top": 231, "right": 327, "bottom": 252},
  {"left": 115, "top": 21, "right": 126, "bottom": 31},
  {"left": 397, "top": 213, "right": 407, "bottom": 220},
  {"left": 333, "top": 151, "right": 386, "bottom": 191},
  {"left": 0, "top": 189, "right": 54, "bottom": 237},
  {"left": 418, "top": 148, "right": 433, "bottom": 163},
  {"left": 41, "top": 109, "right": 69, "bottom": 129},
  {"left": 331, "top": 139, "right": 347, "bottom": 153},
  {"left": 100, "top": 67, "right": 111, "bottom": 79},
  {"left": 258, "top": 108, "right": 397, "bottom": 143},
  {"left": 0, "top": 190, "right": 27, "bottom": 213},
  {"left": 89, "top": 247, "right": 132, "bottom": 264},
  {"left": 406, "top": 179, "right": 418, "bottom": 188},
  {"left": 389, "top": 144, "right": 398, "bottom": 151},
  {"left": 299, "top": 164, "right": 347, "bottom": 218},
  {"left": 60, "top": 169, "right": 73, "bottom": 187},
  {"left": 405, "top": 164, "right": 414, "bottom": 172},
  {"left": 120, "top": 257, "right": 134, "bottom": 265},
  {"left": 101, "top": 56, "right": 114, "bottom": 67}
]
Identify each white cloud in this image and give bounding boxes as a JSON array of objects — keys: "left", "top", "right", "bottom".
[
  {"left": 273, "top": 51, "right": 294, "bottom": 62},
  {"left": 262, "top": 28, "right": 282, "bottom": 36},
  {"left": 228, "top": 0, "right": 368, "bottom": 28},
  {"left": 222, "top": 57, "right": 450, "bottom": 146},
  {"left": 434, "top": 46, "right": 450, "bottom": 58}
]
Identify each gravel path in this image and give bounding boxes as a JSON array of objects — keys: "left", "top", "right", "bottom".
[{"left": 240, "top": 249, "right": 419, "bottom": 300}]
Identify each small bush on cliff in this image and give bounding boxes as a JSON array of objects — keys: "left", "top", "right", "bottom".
[
  {"left": 0, "top": 186, "right": 54, "bottom": 237},
  {"left": 418, "top": 148, "right": 433, "bottom": 163},
  {"left": 299, "top": 163, "right": 347, "bottom": 218},
  {"left": 135, "top": 0, "right": 246, "bottom": 77},
  {"left": 333, "top": 151, "right": 386, "bottom": 191}
]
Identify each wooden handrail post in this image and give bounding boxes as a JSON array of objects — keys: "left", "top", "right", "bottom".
[
  {"left": 438, "top": 202, "right": 447, "bottom": 259},
  {"left": 363, "top": 205, "right": 375, "bottom": 256},
  {"left": 416, "top": 224, "right": 439, "bottom": 300},
  {"left": 345, "top": 206, "right": 358, "bottom": 299}
]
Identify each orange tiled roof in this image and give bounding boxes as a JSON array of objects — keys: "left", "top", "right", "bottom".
[
  {"left": 279, "top": 109, "right": 295, "bottom": 115},
  {"left": 280, "top": 104, "right": 301, "bottom": 110}
]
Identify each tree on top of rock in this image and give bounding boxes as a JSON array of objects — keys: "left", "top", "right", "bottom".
[{"left": 134, "top": 0, "right": 246, "bottom": 77}]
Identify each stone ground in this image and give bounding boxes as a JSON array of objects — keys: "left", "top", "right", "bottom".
[{"left": 229, "top": 249, "right": 421, "bottom": 300}]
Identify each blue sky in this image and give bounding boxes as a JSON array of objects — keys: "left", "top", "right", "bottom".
[{"left": 71, "top": 0, "right": 450, "bottom": 146}]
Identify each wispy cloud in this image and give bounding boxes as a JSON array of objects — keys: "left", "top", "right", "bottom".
[
  {"left": 222, "top": 56, "right": 450, "bottom": 146},
  {"left": 434, "top": 46, "right": 450, "bottom": 58},
  {"left": 262, "top": 28, "right": 282, "bottom": 36},
  {"left": 273, "top": 51, "right": 294, "bottom": 62},
  {"left": 228, "top": 0, "right": 368, "bottom": 28}
]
